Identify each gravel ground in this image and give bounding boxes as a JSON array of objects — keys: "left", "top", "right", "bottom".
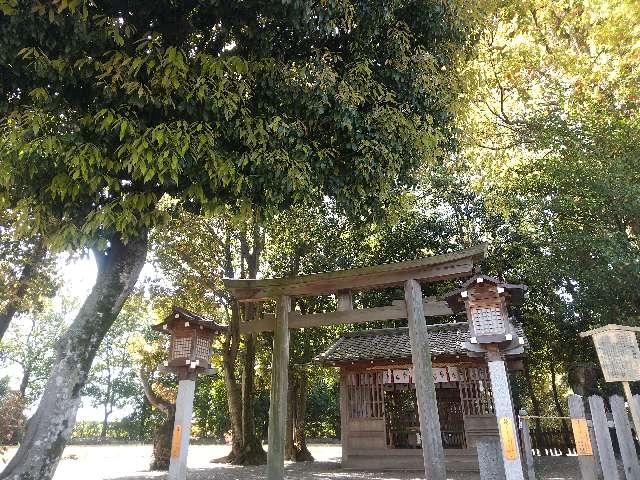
[{"left": 1, "top": 444, "right": 589, "bottom": 480}]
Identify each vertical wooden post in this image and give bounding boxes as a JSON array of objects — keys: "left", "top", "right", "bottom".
[
  {"left": 267, "top": 296, "right": 290, "bottom": 480},
  {"left": 337, "top": 290, "right": 352, "bottom": 466},
  {"left": 404, "top": 279, "right": 446, "bottom": 480},
  {"left": 610, "top": 394, "right": 640, "bottom": 479},
  {"left": 486, "top": 351, "right": 525, "bottom": 480},
  {"left": 621, "top": 382, "right": 640, "bottom": 440},
  {"left": 168, "top": 375, "right": 197, "bottom": 480},
  {"left": 568, "top": 394, "right": 598, "bottom": 480},
  {"left": 588, "top": 395, "right": 620, "bottom": 480},
  {"left": 519, "top": 410, "right": 536, "bottom": 480}
]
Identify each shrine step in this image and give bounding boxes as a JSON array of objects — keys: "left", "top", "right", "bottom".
[{"left": 344, "top": 448, "right": 479, "bottom": 472}]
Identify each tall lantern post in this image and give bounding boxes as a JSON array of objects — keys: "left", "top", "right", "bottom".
[
  {"left": 153, "top": 307, "right": 226, "bottom": 480},
  {"left": 445, "top": 275, "right": 528, "bottom": 480}
]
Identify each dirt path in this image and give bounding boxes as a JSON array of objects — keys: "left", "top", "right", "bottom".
[{"left": 2, "top": 444, "right": 586, "bottom": 479}]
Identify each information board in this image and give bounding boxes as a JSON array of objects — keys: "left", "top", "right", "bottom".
[{"left": 592, "top": 329, "right": 640, "bottom": 382}]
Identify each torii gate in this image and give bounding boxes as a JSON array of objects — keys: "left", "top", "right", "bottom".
[{"left": 223, "top": 244, "right": 487, "bottom": 480}]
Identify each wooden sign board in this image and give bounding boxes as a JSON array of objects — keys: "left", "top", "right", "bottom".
[
  {"left": 498, "top": 417, "right": 519, "bottom": 460},
  {"left": 571, "top": 418, "right": 593, "bottom": 456},
  {"left": 591, "top": 329, "right": 640, "bottom": 382}
]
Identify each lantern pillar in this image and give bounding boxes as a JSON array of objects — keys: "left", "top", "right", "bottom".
[
  {"left": 486, "top": 348, "right": 524, "bottom": 480},
  {"left": 405, "top": 279, "right": 447, "bottom": 480},
  {"left": 168, "top": 372, "right": 197, "bottom": 480}
]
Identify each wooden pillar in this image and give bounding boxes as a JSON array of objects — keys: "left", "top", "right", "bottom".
[
  {"left": 168, "top": 375, "right": 197, "bottom": 480},
  {"left": 610, "top": 394, "right": 640, "bottom": 479},
  {"left": 568, "top": 394, "right": 598, "bottom": 480},
  {"left": 404, "top": 279, "right": 446, "bottom": 480},
  {"left": 621, "top": 382, "right": 640, "bottom": 440},
  {"left": 486, "top": 352, "right": 525, "bottom": 480},
  {"left": 267, "top": 296, "right": 290, "bottom": 480},
  {"left": 337, "top": 290, "right": 352, "bottom": 465},
  {"left": 519, "top": 410, "right": 536, "bottom": 480},
  {"left": 589, "top": 395, "right": 620, "bottom": 480}
]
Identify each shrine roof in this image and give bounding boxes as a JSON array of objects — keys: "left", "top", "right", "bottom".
[
  {"left": 443, "top": 274, "right": 528, "bottom": 313},
  {"left": 315, "top": 322, "right": 526, "bottom": 366},
  {"left": 152, "top": 306, "right": 227, "bottom": 334}
]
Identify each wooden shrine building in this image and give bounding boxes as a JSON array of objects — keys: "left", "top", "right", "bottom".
[{"left": 315, "top": 322, "right": 526, "bottom": 471}]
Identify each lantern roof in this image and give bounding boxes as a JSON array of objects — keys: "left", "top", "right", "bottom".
[
  {"left": 152, "top": 306, "right": 227, "bottom": 335},
  {"left": 443, "top": 275, "right": 528, "bottom": 313}
]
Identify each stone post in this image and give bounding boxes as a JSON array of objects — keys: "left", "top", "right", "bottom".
[
  {"left": 519, "top": 410, "right": 536, "bottom": 480},
  {"left": 168, "top": 375, "right": 197, "bottom": 480},
  {"left": 487, "top": 350, "right": 525, "bottom": 480}
]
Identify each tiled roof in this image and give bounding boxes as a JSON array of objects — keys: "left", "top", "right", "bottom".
[
  {"left": 315, "top": 322, "right": 526, "bottom": 365},
  {"left": 152, "top": 306, "right": 227, "bottom": 334}
]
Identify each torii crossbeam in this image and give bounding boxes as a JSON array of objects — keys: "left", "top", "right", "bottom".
[{"left": 223, "top": 244, "right": 487, "bottom": 480}]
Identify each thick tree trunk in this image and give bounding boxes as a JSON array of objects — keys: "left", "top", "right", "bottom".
[
  {"left": 138, "top": 363, "right": 175, "bottom": 471},
  {"left": 292, "top": 367, "right": 313, "bottom": 462},
  {"left": 0, "top": 232, "right": 147, "bottom": 480},
  {"left": 285, "top": 365, "right": 313, "bottom": 462},
  {"left": 550, "top": 363, "right": 571, "bottom": 456},
  {"left": 150, "top": 409, "right": 176, "bottom": 471},
  {"left": 0, "top": 239, "right": 46, "bottom": 341},
  {"left": 236, "top": 331, "right": 266, "bottom": 464},
  {"left": 219, "top": 350, "right": 243, "bottom": 462}
]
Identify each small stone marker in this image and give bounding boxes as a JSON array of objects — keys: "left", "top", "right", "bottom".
[{"left": 477, "top": 437, "right": 507, "bottom": 480}]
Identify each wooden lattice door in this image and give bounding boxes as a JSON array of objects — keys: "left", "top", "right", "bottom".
[{"left": 436, "top": 386, "right": 466, "bottom": 448}]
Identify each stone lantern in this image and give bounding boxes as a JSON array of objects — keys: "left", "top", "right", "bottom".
[
  {"left": 444, "top": 275, "right": 527, "bottom": 356},
  {"left": 152, "top": 307, "right": 226, "bottom": 480},
  {"left": 444, "top": 275, "right": 528, "bottom": 480},
  {"left": 153, "top": 306, "right": 225, "bottom": 376}
]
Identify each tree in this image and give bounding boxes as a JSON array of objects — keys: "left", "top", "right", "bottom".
[
  {"left": 1, "top": 0, "right": 477, "bottom": 476},
  {"left": 0, "top": 303, "right": 66, "bottom": 405},
  {"left": 453, "top": 0, "right": 640, "bottom": 428},
  {"left": 129, "top": 331, "right": 177, "bottom": 471},
  {"left": 0, "top": 207, "right": 58, "bottom": 340},
  {"left": 84, "top": 298, "right": 146, "bottom": 441}
]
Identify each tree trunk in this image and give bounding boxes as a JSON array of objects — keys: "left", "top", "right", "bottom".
[
  {"left": 138, "top": 363, "right": 175, "bottom": 471},
  {"left": 292, "top": 367, "right": 313, "bottom": 462},
  {"left": 236, "top": 330, "right": 266, "bottom": 464},
  {"left": 18, "top": 368, "right": 31, "bottom": 398},
  {"left": 150, "top": 409, "right": 176, "bottom": 471},
  {"left": 0, "top": 239, "right": 46, "bottom": 341},
  {"left": 100, "top": 407, "right": 109, "bottom": 442},
  {"left": 285, "top": 368, "right": 296, "bottom": 461},
  {"left": 524, "top": 360, "right": 546, "bottom": 456},
  {"left": 285, "top": 365, "right": 313, "bottom": 462},
  {"left": 0, "top": 232, "right": 148, "bottom": 480},
  {"left": 550, "top": 363, "right": 571, "bottom": 456}
]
